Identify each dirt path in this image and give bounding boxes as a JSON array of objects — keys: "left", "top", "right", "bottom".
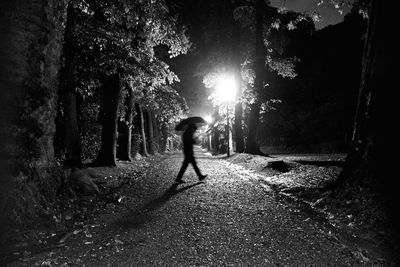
[{"left": 6, "top": 148, "right": 392, "bottom": 266}]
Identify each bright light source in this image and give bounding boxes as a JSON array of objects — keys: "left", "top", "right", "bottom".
[
  {"left": 215, "top": 74, "right": 236, "bottom": 102},
  {"left": 204, "top": 115, "right": 213, "bottom": 123}
]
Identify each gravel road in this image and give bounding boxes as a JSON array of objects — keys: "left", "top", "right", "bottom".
[{"left": 7, "top": 147, "right": 389, "bottom": 266}]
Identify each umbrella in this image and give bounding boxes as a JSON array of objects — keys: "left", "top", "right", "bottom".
[{"left": 175, "top": 116, "right": 207, "bottom": 131}]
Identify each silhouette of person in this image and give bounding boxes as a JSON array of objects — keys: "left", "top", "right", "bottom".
[{"left": 176, "top": 123, "right": 207, "bottom": 183}]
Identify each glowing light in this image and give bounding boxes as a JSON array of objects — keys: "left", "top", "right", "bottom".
[
  {"left": 204, "top": 115, "right": 213, "bottom": 123},
  {"left": 215, "top": 74, "right": 237, "bottom": 103}
]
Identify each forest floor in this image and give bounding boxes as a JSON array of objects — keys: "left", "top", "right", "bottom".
[
  {"left": 0, "top": 147, "right": 398, "bottom": 266},
  {"left": 224, "top": 153, "right": 399, "bottom": 254}
]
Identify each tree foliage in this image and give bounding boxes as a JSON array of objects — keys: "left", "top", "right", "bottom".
[{"left": 58, "top": 0, "right": 191, "bottom": 162}]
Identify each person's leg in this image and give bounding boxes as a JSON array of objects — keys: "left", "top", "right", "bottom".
[
  {"left": 176, "top": 158, "right": 190, "bottom": 182},
  {"left": 189, "top": 157, "right": 201, "bottom": 176},
  {"left": 190, "top": 157, "right": 207, "bottom": 180}
]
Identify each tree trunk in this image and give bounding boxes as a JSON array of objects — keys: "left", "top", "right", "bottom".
[
  {"left": 117, "top": 89, "right": 134, "bottom": 161},
  {"left": 313, "top": 0, "right": 400, "bottom": 245},
  {"left": 234, "top": 102, "right": 244, "bottom": 153},
  {"left": 212, "top": 129, "right": 220, "bottom": 153},
  {"left": 135, "top": 103, "right": 149, "bottom": 156},
  {"left": 64, "top": 91, "right": 81, "bottom": 166},
  {"left": 146, "top": 109, "right": 155, "bottom": 155},
  {"left": 94, "top": 74, "right": 121, "bottom": 166},
  {"left": 160, "top": 122, "right": 168, "bottom": 153},
  {"left": 54, "top": 102, "right": 65, "bottom": 159},
  {"left": 0, "top": 1, "right": 67, "bottom": 168},
  {"left": 0, "top": 0, "right": 68, "bottom": 222},
  {"left": 245, "top": 0, "right": 264, "bottom": 155},
  {"left": 335, "top": 0, "right": 397, "bottom": 234},
  {"left": 153, "top": 113, "right": 161, "bottom": 153},
  {"left": 229, "top": 1, "right": 245, "bottom": 153},
  {"left": 245, "top": 102, "right": 262, "bottom": 154},
  {"left": 59, "top": 3, "right": 81, "bottom": 167},
  {"left": 334, "top": 0, "right": 391, "bottom": 187}
]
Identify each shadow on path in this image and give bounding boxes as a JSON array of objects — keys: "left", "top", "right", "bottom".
[{"left": 115, "top": 182, "right": 203, "bottom": 229}]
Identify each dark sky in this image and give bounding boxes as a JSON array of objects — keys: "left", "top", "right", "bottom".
[{"left": 269, "top": 0, "right": 353, "bottom": 29}]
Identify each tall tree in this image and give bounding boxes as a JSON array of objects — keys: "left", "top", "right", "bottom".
[
  {"left": 117, "top": 88, "right": 134, "bottom": 161},
  {"left": 334, "top": 0, "right": 398, "bottom": 236},
  {"left": 160, "top": 122, "right": 169, "bottom": 153},
  {"left": 59, "top": 3, "right": 82, "bottom": 167},
  {"left": 231, "top": 0, "right": 245, "bottom": 153},
  {"left": 240, "top": 2, "right": 313, "bottom": 154},
  {"left": 135, "top": 103, "right": 149, "bottom": 157},
  {"left": 245, "top": 0, "right": 266, "bottom": 155},
  {"left": 153, "top": 112, "right": 161, "bottom": 153},
  {"left": 0, "top": 0, "right": 68, "bottom": 221},
  {"left": 93, "top": 73, "right": 122, "bottom": 166},
  {"left": 145, "top": 109, "right": 155, "bottom": 155},
  {"left": 198, "top": 0, "right": 308, "bottom": 155},
  {"left": 57, "top": 0, "right": 189, "bottom": 164}
]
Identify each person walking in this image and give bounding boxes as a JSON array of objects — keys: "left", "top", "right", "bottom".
[{"left": 176, "top": 123, "right": 207, "bottom": 183}]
